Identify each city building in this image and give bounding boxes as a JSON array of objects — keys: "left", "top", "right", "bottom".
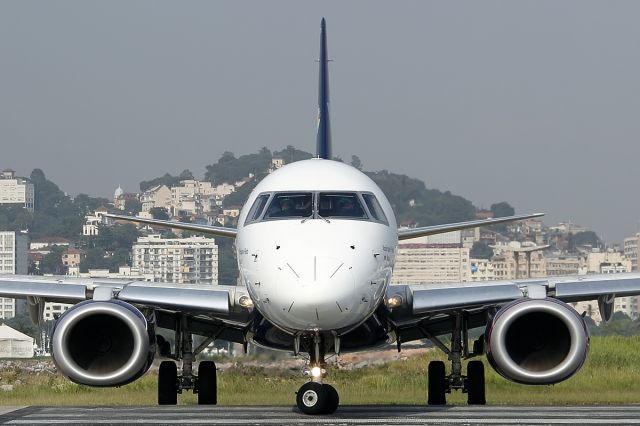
[
  {"left": 623, "top": 233, "right": 639, "bottom": 271},
  {"left": 469, "top": 258, "right": 495, "bottom": 281},
  {"left": 61, "top": 248, "right": 84, "bottom": 268},
  {"left": 0, "top": 169, "right": 34, "bottom": 212},
  {"left": 132, "top": 235, "right": 219, "bottom": 285},
  {"left": 83, "top": 207, "right": 109, "bottom": 236},
  {"left": 0, "top": 231, "right": 28, "bottom": 319},
  {"left": 491, "top": 241, "right": 547, "bottom": 280},
  {"left": 545, "top": 254, "right": 583, "bottom": 277},
  {"left": 140, "top": 185, "right": 172, "bottom": 212},
  {"left": 391, "top": 231, "right": 470, "bottom": 285}
]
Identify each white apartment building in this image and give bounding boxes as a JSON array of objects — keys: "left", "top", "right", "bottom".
[
  {"left": 491, "top": 242, "right": 547, "bottom": 280},
  {"left": 545, "top": 254, "right": 583, "bottom": 277},
  {"left": 132, "top": 235, "right": 218, "bottom": 285},
  {"left": 572, "top": 249, "right": 637, "bottom": 323},
  {"left": 140, "top": 185, "right": 172, "bottom": 212},
  {"left": 469, "top": 258, "right": 495, "bottom": 281},
  {"left": 391, "top": 231, "right": 470, "bottom": 285},
  {"left": 82, "top": 207, "right": 109, "bottom": 236},
  {"left": 623, "top": 233, "right": 639, "bottom": 271},
  {"left": 0, "top": 169, "right": 34, "bottom": 212},
  {"left": 171, "top": 180, "right": 217, "bottom": 217},
  {"left": 0, "top": 231, "right": 28, "bottom": 319}
]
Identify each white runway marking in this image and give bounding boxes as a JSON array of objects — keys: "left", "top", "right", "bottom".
[{"left": 2, "top": 406, "right": 640, "bottom": 425}]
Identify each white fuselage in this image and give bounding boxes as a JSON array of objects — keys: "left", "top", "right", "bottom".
[{"left": 236, "top": 159, "right": 398, "bottom": 334}]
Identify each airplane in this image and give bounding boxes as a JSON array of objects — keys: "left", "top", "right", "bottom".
[{"left": 1, "top": 18, "right": 640, "bottom": 415}]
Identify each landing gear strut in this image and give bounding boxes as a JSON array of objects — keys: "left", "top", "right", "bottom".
[
  {"left": 157, "top": 316, "right": 218, "bottom": 405},
  {"left": 295, "top": 334, "right": 339, "bottom": 415},
  {"left": 424, "top": 312, "right": 486, "bottom": 405}
]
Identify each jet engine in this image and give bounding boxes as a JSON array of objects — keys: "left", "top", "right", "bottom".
[
  {"left": 51, "top": 300, "right": 155, "bottom": 387},
  {"left": 485, "top": 298, "right": 589, "bottom": 385}
]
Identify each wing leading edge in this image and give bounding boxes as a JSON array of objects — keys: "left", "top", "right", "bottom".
[
  {"left": 397, "top": 212, "right": 544, "bottom": 240},
  {"left": 104, "top": 213, "right": 237, "bottom": 238}
]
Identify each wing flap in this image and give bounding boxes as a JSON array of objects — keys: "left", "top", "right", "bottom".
[{"left": 554, "top": 273, "right": 640, "bottom": 302}]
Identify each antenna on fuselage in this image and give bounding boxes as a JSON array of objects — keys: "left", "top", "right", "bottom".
[{"left": 316, "top": 18, "right": 332, "bottom": 160}]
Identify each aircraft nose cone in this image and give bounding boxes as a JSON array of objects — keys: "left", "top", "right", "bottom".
[{"left": 272, "top": 255, "right": 356, "bottom": 330}]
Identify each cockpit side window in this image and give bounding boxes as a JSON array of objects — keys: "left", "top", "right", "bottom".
[
  {"left": 245, "top": 193, "right": 271, "bottom": 225},
  {"left": 318, "top": 193, "right": 367, "bottom": 219},
  {"left": 264, "top": 193, "right": 313, "bottom": 219},
  {"left": 362, "top": 193, "right": 389, "bottom": 225}
]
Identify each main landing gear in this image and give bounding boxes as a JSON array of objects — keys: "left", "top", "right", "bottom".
[
  {"left": 295, "top": 335, "right": 340, "bottom": 415},
  {"left": 425, "top": 313, "right": 486, "bottom": 406},
  {"left": 157, "top": 317, "right": 218, "bottom": 405}
]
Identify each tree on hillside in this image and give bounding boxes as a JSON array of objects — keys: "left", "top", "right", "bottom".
[
  {"left": 149, "top": 207, "right": 170, "bottom": 220},
  {"left": 350, "top": 155, "right": 363, "bottom": 170},
  {"left": 490, "top": 202, "right": 515, "bottom": 218},
  {"left": 204, "top": 149, "right": 272, "bottom": 184},
  {"left": 470, "top": 241, "right": 493, "bottom": 259},
  {"left": 273, "top": 146, "right": 313, "bottom": 164},
  {"left": 139, "top": 170, "right": 194, "bottom": 192},
  {"left": 39, "top": 245, "right": 67, "bottom": 275},
  {"left": 568, "top": 231, "right": 601, "bottom": 250}
]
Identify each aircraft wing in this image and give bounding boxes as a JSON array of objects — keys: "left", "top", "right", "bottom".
[
  {"left": 104, "top": 213, "right": 237, "bottom": 239},
  {"left": 387, "top": 272, "right": 640, "bottom": 342},
  {"left": 0, "top": 274, "right": 251, "bottom": 342},
  {"left": 397, "top": 213, "right": 544, "bottom": 240}
]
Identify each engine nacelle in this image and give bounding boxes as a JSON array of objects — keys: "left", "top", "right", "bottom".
[
  {"left": 51, "top": 300, "right": 155, "bottom": 387},
  {"left": 485, "top": 298, "right": 589, "bottom": 385}
]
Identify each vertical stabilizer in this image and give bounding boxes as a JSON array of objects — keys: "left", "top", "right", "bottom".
[{"left": 316, "top": 18, "right": 332, "bottom": 159}]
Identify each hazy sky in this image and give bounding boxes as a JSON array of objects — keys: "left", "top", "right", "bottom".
[{"left": 2, "top": 1, "right": 640, "bottom": 243}]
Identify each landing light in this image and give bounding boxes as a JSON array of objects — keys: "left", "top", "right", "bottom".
[
  {"left": 386, "top": 295, "right": 403, "bottom": 308},
  {"left": 238, "top": 295, "right": 254, "bottom": 308},
  {"left": 311, "top": 367, "right": 322, "bottom": 378}
]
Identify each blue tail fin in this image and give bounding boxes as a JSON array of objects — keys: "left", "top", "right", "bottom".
[{"left": 316, "top": 18, "right": 332, "bottom": 159}]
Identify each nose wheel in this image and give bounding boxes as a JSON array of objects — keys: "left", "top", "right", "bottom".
[
  {"left": 296, "top": 382, "right": 339, "bottom": 415},
  {"left": 295, "top": 334, "right": 339, "bottom": 415}
]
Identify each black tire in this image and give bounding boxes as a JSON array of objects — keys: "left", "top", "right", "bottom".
[
  {"left": 323, "top": 384, "right": 339, "bottom": 414},
  {"left": 197, "top": 360, "right": 217, "bottom": 405},
  {"left": 158, "top": 361, "right": 178, "bottom": 405},
  {"left": 427, "top": 360, "right": 447, "bottom": 405},
  {"left": 296, "top": 382, "right": 328, "bottom": 415},
  {"left": 466, "top": 360, "right": 486, "bottom": 405}
]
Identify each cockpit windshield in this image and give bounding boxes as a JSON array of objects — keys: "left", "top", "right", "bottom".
[
  {"left": 245, "top": 191, "right": 388, "bottom": 225},
  {"left": 263, "top": 193, "right": 313, "bottom": 219},
  {"left": 318, "top": 193, "right": 366, "bottom": 218}
]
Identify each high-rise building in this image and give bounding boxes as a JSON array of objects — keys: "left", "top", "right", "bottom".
[
  {"left": 391, "top": 231, "right": 470, "bottom": 285},
  {"left": 0, "top": 231, "right": 29, "bottom": 319},
  {"left": 0, "top": 169, "right": 34, "bottom": 212},
  {"left": 132, "top": 235, "right": 219, "bottom": 285}
]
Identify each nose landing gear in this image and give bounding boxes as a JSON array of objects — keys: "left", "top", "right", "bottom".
[{"left": 295, "top": 335, "right": 340, "bottom": 415}]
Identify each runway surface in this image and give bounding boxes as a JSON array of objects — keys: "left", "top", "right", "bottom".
[{"left": 1, "top": 405, "right": 639, "bottom": 425}]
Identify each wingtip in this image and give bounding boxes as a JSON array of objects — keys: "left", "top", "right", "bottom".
[{"left": 321, "top": 17, "right": 326, "bottom": 27}]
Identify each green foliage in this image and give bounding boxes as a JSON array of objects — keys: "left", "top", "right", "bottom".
[
  {"left": 222, "top": 177, "right": 260, "bottom": 208},
  {"left": 490, "top": 202, "right": 515, "bottom": 218},
  {"left": 470, "top": 241, "right": 493, "bottom": 259},
  {"left": 80, "top": 224, "right": 140, "bottom": 272},
  {"left": 273, "top": 145, "right": 313, "bottom": 164},
  {"left": 204, "top": 148, "right": 272, "bottom": 185},
  {"left": 0, "top": 170, "right": 106, "bottom": 240},
  {"left": 3, "top": 313, "right": 39, "bottom": 339},
  {"left": 139, "top": 170, "right": 194, "bottom": 192},
  {"left": 568, "top": 231, "right": 601, "bottom": 250},
  {"left": 149, "top": 207, "right": 170, "bottom": 220},
  {"left": 350, "top": 155, "right": 363, "bottom": 170},
  {"left": 217, "top": 237, "right": 239, "bottom": 285},
  {"left": 39, "top": 245, "right": 66, "bottom": 275},
  {"left": 123, "top": 199, "right": 142, "bottom": 215}
]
